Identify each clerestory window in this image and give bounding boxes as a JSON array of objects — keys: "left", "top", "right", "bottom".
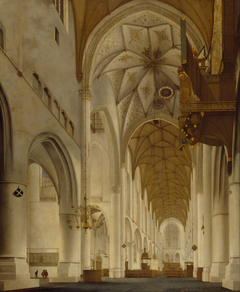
[{"left": 53, "top": 0, "right": 65, "bottom": 23}]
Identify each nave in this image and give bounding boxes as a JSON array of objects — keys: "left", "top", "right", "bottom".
[{"left": 10, "top": 277, "right": 240, "bottom": 292}]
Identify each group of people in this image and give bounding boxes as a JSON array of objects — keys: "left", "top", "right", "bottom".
[{"left": 35, "top": 270, "right": 48, "bottom": 278}]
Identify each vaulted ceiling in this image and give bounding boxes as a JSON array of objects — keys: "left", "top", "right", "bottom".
[
  {"left": 71, "top": 0, "right": 214, "bottom": 82},
  {"left": 128, "top": 120, "right": 191, "bottom": 226},
  {"left": 93, "top": 14, "right": 181, "bottom": 136},
  {"left": 76, "top": 0, "right": 206, "bottom": 226}
]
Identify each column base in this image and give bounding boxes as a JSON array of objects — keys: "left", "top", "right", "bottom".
[
  {"left": 222, "top": 258, "right": 240, "bottom": 291},
  {"left": 0, "top": 275, "right": 39, "bottom": 291},
  {"left": 193, "top": 268, "right": 198, "bottom": 278},
  {"left": 109, "top": 269, "right": 122, "bottom": 278},
  {"left": 202, "top": 267, "right": 210, "bottom": 282},
  {"left": 0, "top": 258, "right": 39, "bottom": 291},
  {"left": 49, "top": 262, "right": 80, "bottom": 283},
  {"left": 120, "top": 270, "right": 125, "bottom": 278},
  {"left": 210, "top": 262, "right": 227, "bottom": 282}
]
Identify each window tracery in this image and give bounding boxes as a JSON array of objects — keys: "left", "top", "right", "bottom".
[
  {"left": 165, "top": 223, "right": 179, "bottom": 248},
  {"left": 42, "top": 169, "right": 53, "bottom": 187},
  {"left": 53, "top": 0, "right": 64, "bottom": 23}
]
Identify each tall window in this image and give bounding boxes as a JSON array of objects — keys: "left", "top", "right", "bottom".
[
  {"left": 53, "top": 0, "right": 64, "bottom": 23},
  {"left": 0, "top": 22, "right": 5, "bottom": 50},
  {"left": 165, "top": 224, "right": 179, "bottom": 248},
  {"left": 42, "top": 169, "right": 53, "bottom": 187},
  {"left": 33, "top": 73, "right": 42, "bottom": 97},
  {"left": 0, "top": 29, "right": 3, "bottom": 50}
]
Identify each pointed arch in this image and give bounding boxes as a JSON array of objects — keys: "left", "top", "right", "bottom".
[
  {"left": 28, "top": 133, "right": 77, "bottom": 211},
  {"left": 0, "top": 83, "right": 13, "bottom": 178},
  {"left": 91, "top": 106, "right": 120, "bottom": 186}
]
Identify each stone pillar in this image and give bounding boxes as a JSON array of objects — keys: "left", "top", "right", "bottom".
[
  {"left": 197, "top": 193, "right": 204, "bottom": 267},
  {"left": 210, "top": 148, "right": 229, "bottom": 282},
  {"left": 137, "top": 248, "right": 142, "bottom": 269},
  {"left": 120, "top": 164, "right": 126, "bottom": 277},
  {"left": 0, "top": 182, "right": 39, "bottom": 290},
  {"left": 127, "top": 242, "right": 133, "bottom": 270},
  {"left": 197, "top": 144, "right": 204, "bottom": 269},
  {"left": 81, "top": 229, "right": 91, "bottom": 271},
  {"left": 79, "top": 90, "right": 92, "bottom": 274},
  {"left": 50, "top": 214, "right": 80, "bottom": 282},
  {"left": 109, "top": 186, "right": 121, "bottom": 278},
  {"left": 202, "top": 144, "right": 212, "bottom": 282},
  {"left": 192, "top": 149, "right": 198, "bottom": 277},
  {"left": 222, "top": 182, "right": 240, "bottom": 290}
]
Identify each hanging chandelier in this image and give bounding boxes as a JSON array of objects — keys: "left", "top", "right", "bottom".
[
  {"left": 66, "top": 140, "right": 92, "bottom": 233},
  {"left": 65, "top": 3, "right": 93, "bottom": 234},
  {"left": 66, "top": 201, "right": 92, "bottom": 233}
]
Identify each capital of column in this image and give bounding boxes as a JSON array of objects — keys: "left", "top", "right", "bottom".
[
  {"left": 79, "top": 90, "right": 91, "bottom": 100},
  {"left": 111, "top": 185, "right": 121, "bottom": 194}
]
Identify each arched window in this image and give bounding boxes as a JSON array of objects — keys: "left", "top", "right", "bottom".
[
  {"left": 60, "top": 110, "right": 67, "bottom": 128},
  {"left": 44, "top": 87, "right": 52, "bottom": 108},
  {"left": 52, "top": 99, "right": 60, "bottom": 119},
  {"left": 175, "top": 253, "right": 180, "bottom": 263},
  {"left": 165, "top": 253, "right": 170, "bottom": 263},
  {"left": 0, "top": 22, "right": 5, "bottom": 51},
  {"left": 68, "top": 121, "right": 74, "bottom": 137},
  {"left": 52, "top": 0, "right": 67, "bottom": 26},
  {"left": 33, "top": 73, "right": 42, "bottom": 97},
  {"left": 42, "top": 169, "right": 53, "bottom": 187},
  {"left": 0, "top": 29, "right": 3, "bottom": 50}
]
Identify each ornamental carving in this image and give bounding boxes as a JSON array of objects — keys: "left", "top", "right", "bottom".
[
  {"left": 110, "top": 71, "right": 124, "bottom": 94},
  {"left": 79, "top": 90, "right": 91, "bottom": 100},
  {"left": 115, "top": 53, "right": 133, "bottom": 63},
  {"left": 127, "top": 26, "right": 144, "bottom": 44},
  {"left": 126, "top": 71, "right": 137, "bottom": 86},
  {"left": 140, "top": 80, "right": 153, "bottom": 100},
  {"left": 126, "top": 94, "right": 143, "bottom": 125},
  {"left": 119, "top": 95, "right": 131, "bottom": 119},
  {"left": 130, "top": 12, "right": 162, "bottom": 26},
  {"left": 153, "top": 28, "right": 170, "bottom": 43},
  {"left": 98, "top": 29, "right": 120, "bottom": 57}
]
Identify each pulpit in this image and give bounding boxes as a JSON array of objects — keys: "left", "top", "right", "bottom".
[{"left": 141, "top": 248, "right": 150, "bottom": 270}]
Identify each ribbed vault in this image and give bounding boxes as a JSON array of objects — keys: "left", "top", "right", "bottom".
[{"left": 128, "top": 120, "right": 191, "bottom": 226}]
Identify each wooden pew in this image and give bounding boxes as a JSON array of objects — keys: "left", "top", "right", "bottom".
[
  {"left": 125, "top": 270, "right": 163, "bottom": 278},
  {"left": 163, "top": 263, "right": 184, "bottom": 278}
]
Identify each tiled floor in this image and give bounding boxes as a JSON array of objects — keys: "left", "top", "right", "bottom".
[{"left": 11, "top": 276, "right": 240, "bottom": 292}]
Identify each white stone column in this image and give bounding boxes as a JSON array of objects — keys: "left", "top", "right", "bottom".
[
  {"left": 137, "top": 248, "right": 142, "bottom": 269},
  {"left": 202, "top": 144, "right": 212, "bottom": 282},
  {"left": 109, "top": 186, "right": 121, "bottom": 278},
  {"left": 51, "top": 214, "right": 80, "bottom": 282},
  {"left": 192, "top": 152, "right": 198, "bottom": 277},
  {"left": 197, "top": 193, "right": 204, "bottom": 267},
  {"left": 210, "top": 148, "right": 229, "bottom": 282},
  {"left": 81, "top": 228, "right": 91, "bottom": 271},
  {"left": 120, "top": 163, "right": 126, "bottom": 277},
  {"left": 127, "top": 242, "right": 133, "bottom": 270},
  {"left": 197, "top": 144, "right": 204, "bottom": 269},
  {"left": 0, "top": 182, "right": 39, "bottom": 290},
  {"left": 222, "top": 182, "right": 240, "bottom": 290},
  {"left": 79, "top": 90, "right": 92, "bottom": 274}
]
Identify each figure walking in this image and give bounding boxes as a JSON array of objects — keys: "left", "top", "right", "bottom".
[{"left": 35, "top": 270, "right": 38, "bottom": 278}]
